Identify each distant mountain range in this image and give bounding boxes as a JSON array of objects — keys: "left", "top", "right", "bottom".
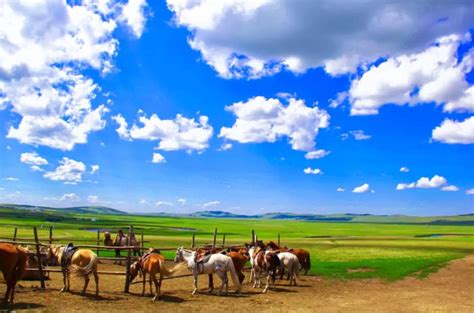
[
  {"left": 0, "top": 203, "right": 125, "bottom": 215},
  {"left": 1, "top": 204, "right": 473, "bottom": 225}
]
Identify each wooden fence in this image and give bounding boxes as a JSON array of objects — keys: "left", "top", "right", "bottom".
[{"left": 1, "top": 225, "right": 278, "bottom": 293}]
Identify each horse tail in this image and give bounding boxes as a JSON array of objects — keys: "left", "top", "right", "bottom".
[
  {"left": 305, "top": 252, "right": 311, "bottom": 273},
  {"left": 71, "top": 251, "right": 98, "bottom": 277},
  {"left": 293, "top": 258, "right": 301, "bottom": 278},
  {"left": 159, "top": 260, "right": 186, "bottom": 277},
  {"left": 15, "top": 247, "right": 28, "bottom": 280},
  {"left": 227, "top": 257, "right": 241, "bottom": 293}
]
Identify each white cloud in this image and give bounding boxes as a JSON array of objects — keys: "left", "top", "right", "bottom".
[
  {"left": 218, "top": 143, "right": 233, "bottom": 151},
  {"left": 139, "top": 199, "right": 147, "bottom": 204},
  {"left": 219, "top": 96, "right": 329, "bottom": 152},
  {"left": 350, "top": 130, "right": 371, "bottom": 140},
  {"left": 43, "top": 157, "right": 86, "bottom": 183},
  {"left": 87, "top": 195, "right": 99, "bottom": 203},
  {"left": 349, "top": 35, "right": 474, "bottom": 115},
  {"left": 155, "top": 201, "right": 173, "bottom": 207},
  {"left": 329, "top": 92, "right": 348, "bottom": 109},
  {"left": 441, "top": 185, "right": 459, "bottom": 192},
  {"left": 352, "top": 183, "right": 371, "bottom": 193},
  {"left": 177, "top": 198, "right": 187, "bottom": 205},
  {"left": 202, "top": 201, "right": 220, "bottom": 208},
  {"left": 337, "top": 187, "right": 345, "bottom": 192},
  {"left": 400, "top": 167, "right": 410, "bottom": 173},
  {"left": 166, "top": 0, "right": 474, "bottom": 78},
  {"left": 397, "top": 175, "right": 448, "bottom": 190},
  {"left": 6, "top": 146, "right": 12, "bottom": 150},
  {"left": 59, "top": 193, "right": 80, "bottom": 202},
  {"left": 119, "top": 0, "right": 148, "bottom": 37},
  {"left": 152, "top": 152, "right": 166, "bottom": 164},
  {"left": 466, "top": 188, "right": 474, "bottom": 195},
  {"left": 0, "top": 1, "right": 148, "bottom": 150},
  {"left": 4, "top": 177, "right": 19, "bottom": 181},
  {"left": 113, "top": 112, "right": 213, "bottom": 153},
  {"left": 20, "top": 152, "right": 48, "bottom": 172},
  {"left": 432, "top": 116, "right": 474, "bottom": 144},
  {"left": 303, "top": 167, "right": 322, "bottom": 175},
  {"left": 90, "top": 165, "right": 100, "bottom": 174},
  {"left": 305, "top": 149, "right": 330, "bottom": 160}
]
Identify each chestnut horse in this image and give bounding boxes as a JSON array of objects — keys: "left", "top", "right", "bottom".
[
  {"left": 0, "top": 244, "right": 27, "bottom": 305},
  {"left": 129, "top": 251, "right": 184, "bottom": 301},
  {"left": 49, "top": 245, "right": 99, "bottom": 297}
]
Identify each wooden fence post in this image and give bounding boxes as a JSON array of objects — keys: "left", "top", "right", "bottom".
[
  {"left": 222, "top": 234, "right": 226, "bottom": 246},
  {"left": 124, "top": 225, "right": 133, "bottom": 293},
  {"left": 13, "top": 227, "right": 18, "bottom": 241},
  {"left": 212, "top": 227, "right": 217, "bottom": 248},
  {"left": 278, "top": 233, "right": 280, "bottom": 247},
  {"left": 33, "top": 227, "right": 46, "bottom": 289},
  {"left": 251, "top": 230, "right": 255, "bottom": 245},
  {"left": 191, "top": 233, "right": 195, "bottom": 249},
  {"left": 141, "top": 229, "right": 144, "bottom": 251},
  {"left": 96, "top": 229, "right": 100, "bottom": 257},
  {"left": 49, "top": 226, "right": 53, "bottom": 245}
]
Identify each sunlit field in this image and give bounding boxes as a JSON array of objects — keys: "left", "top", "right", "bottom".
[{"left": 1, "top": 208, "right": 473, "bottom": 281}]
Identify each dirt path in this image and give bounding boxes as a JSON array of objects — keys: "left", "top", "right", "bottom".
[{"left": 2, "top": 255, "right": 474, "bottom": 312}]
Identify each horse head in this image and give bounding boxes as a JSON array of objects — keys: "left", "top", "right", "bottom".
[
  {"left": 129, "top": 260, "right": 141, "bottom": 282},
  {"left": 174, "top": 247, "right": 184, "bottom": 263}
]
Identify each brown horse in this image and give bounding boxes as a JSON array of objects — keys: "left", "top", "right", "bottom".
[
  {"left": 0, "top": 243, "right": 27, "bottom": 305},
  {"left": 129, "top": 251, "right": 184, "bottom": 301},
  {"left": 49, "top": 245, "right": 99, "bottom": 297},
  {"left": 287, "top": 248, "right": 311, "bottom": 275},
  {"left": 103, "top": 232, "right": 113, "bottom": 247},
  {"left": 227, "top": 249, "right": 248, "bottom": 284}
]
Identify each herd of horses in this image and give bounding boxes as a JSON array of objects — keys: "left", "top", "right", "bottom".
[{"left": 0, "top": 231, "right": 310, "bottom": 306}]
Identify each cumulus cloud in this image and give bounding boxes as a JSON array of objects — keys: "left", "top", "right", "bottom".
[
  {"left": 303, "top": 167, "right": 322, "bottom": 175},
  {"left": 43, "top": 157, "right": 86, "bottom": 184},
  {"left": 152, "top": 152, "right": 166, "bottom": 164},
  {"left": 441, "top": 185, "right": 459, "bottom": 192},
  {"left": 400, "top": 167, "right": 410, "bottom": 173},
  {"left": 177, "top": 198, "right": 187, "bottom": 205},
  {"left": 466, "top": 188, "right": 474, "bottom": 195},
  {"left": 59, "top": 193, "right": 80, "bottom": 202},
  {"left": 349, "top": 35, "right": 474, "bottom": 115},
  {"left": 219, "top": 96, "right": 329, "bottom": 152},
  {"left": 20, "top": 152, "right": 48, "bottom": 171},
  {"left": 218, "top": 143, "right": 233, "bottom": 151},
  {"left": 396, "top": 175, "right": 448, "bottom": 190},
  {"left": 350, "top": 130, "right": 372, "bottom": 140},
  {"left": 166, "top": 0, "right": 474, "bottom": 78},
  {"left": 155, "top": 201, "right": 173, "bottom": 207},
  {"left": 305, "top": 149, "right": 330, "bottom": 160},
  {"left": 337, "top": 187, "right": 345, "bottom": 192},
  {"left": 202, "top": 201, "right": 220, "bottom": 208},
  {"left": 119, "top": 0, "right": 148, "bottom": 37},
  {"left": 90, "top": 165, "right": 100, "bottom": 174},
  {"left": 87, "top": 195, "right": 99, "bottom": 203},
  {"left": 4, "top": 177, "right": 19, "bottom": 181},
  {"left": 432, "top": 116, "right": 474, "bottom": 144},
  {"left": 0, "top": 1, "right": 148, "bottom": 150},
  {"left": 113, "top": 112, "right": 213, "bottom": 153},
  {"left": 139, "top": 199, "right": 147, "bottom": 204},
  {"left": 352, "top": 183, "right": 371, "bottom": 193}
]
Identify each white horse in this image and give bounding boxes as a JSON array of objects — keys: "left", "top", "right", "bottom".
[
  {"left": 277, "top": 252, "right": 300, "bottom": 286},
  {"left": 248, "top": 246, "right": 261, "bottom": 288},
  {"left": 174, "top": 247, "right": 241, "bottom": 295}
]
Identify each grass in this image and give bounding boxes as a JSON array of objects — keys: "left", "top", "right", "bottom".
[{"left": 0, "top": 208, "right": 473, "bottom": 281}]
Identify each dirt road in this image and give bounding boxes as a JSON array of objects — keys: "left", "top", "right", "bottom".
[{"left": 2, "top": 255, "right": 474, "bottom": 312}]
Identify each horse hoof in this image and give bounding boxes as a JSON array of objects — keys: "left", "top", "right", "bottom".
[{"left": 152, "top": 296, "right": 159, "bottom": 301}]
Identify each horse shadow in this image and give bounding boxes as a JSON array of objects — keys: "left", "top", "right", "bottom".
[
  {"left": 0, "top": 302, "right": 45, "bottom": 310},
  {"left": 159, "top": 294, "right": 185, "bottom": 303}
]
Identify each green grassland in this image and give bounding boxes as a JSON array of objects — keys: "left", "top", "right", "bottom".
[{"left": 1, "top": 207, "right": 473, "bottom": 281}]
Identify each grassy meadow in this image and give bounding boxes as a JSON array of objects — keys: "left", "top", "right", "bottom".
[{"left": 1, "top": 207, "right": 473, "bottom": 281}]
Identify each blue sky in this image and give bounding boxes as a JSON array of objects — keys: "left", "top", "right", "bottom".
[{"left": 0, "top": 1, "right": 473, "bottom": 215}]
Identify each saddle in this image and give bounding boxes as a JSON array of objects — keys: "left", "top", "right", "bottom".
[
  {"left": 61, "top": 243, "right": 78, "bottom": 269},
  {"left": 195, "top": 251, "right": 212, "bottom": 264},
  {"left": 139, "top": 248, "right": 161, "bottom": 267}
]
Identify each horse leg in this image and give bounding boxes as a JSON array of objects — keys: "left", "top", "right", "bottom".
[
  {"left": 215, "top": 271, "right": 227, "bottom": 296},
  {"left": 262, "top": 271, "right": 270, "bottom": 293},
  {"left": 151, "top": 274, "right": 160, "bottom": 301},
  {"left": 207, "top": 274, "right": 214, "bottom": 293},
  {"left": 3, "top": 282, "right": 11, "bottom": 305},
  {"left": 60, "top": 270, "right": 67, "bottom": 292},
  {"left": 94, "top": 270, "right": 99, "bottom": 297},
  {"left": 82, "top": 275, "right": 90, "bottom": 295},
  {"left": 272, "top": 269, "right": 277, "bottom": 290},
  {"left": 149, "top": 274, "right": 153, "bottom": 296},
  {"left": 192, "top": 272, "right": 198, "bottom": 295},
  {"left": 141, "top": 272, "right": 146, "bottom": 296}
]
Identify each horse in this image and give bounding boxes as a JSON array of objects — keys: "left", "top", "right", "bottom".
[
  {"left": 277, "top": 252, "right": 300, "bottom": 286},
  {"left": 286, "top": 248, "right": 311, "bottom": 275},
  {"left": 127, "top": 232, "right": 141, "bottom": 257},
  {"left": 226, "top": 248, "right": 248, "bottom": 284},
  {"left": 249, "top": 246, "right": 281, "bottom": 293},
  {"left": 49, "top": 244, "right": 99, "bottom": 297},
  {"left": 129, "top": 250, "right": 184, "bottom": 301},
  {"left": 103, "top": 232, "right": 113, "bottom": 247},
  {"left": 174, "top": 247, "right": 241, "bottom": 296},
  {"left": 113, "top": 230, "right": 127, "bottom": 265},
  {"left": 0, "top": 243, "right": 27, "bottom": 305}
]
